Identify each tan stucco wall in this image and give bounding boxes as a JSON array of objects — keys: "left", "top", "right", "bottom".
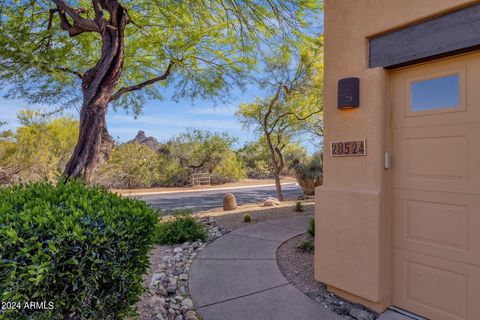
[{"left": 315, "top": 0, "right": 478, "bottom": 312}]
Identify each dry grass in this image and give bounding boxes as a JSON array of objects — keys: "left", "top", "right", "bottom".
[{"left": 197, "top": 198, "right": 314, "bottom": 231}]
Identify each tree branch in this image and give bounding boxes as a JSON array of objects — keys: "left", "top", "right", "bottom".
[
  {"left": 51, "top": 0, "right": 98, "bottom": 36},
  {"left": 110, "top": 61, "right": 175, "bottom": 101},
  {"left": 55, "top": 66, "right": 83, "bottom": 79}
]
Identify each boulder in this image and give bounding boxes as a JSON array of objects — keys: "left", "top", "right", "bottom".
[
  {"left": 263, "top": 197, "right": 281, "bottom": 206},
  {"left": 223, "top": 193, "right": 238, "bottom": 211}
]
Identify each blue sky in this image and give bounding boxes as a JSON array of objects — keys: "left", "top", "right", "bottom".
[
  {"left": 0, "top": 84, "right": 260, "bottom": 148},
  {"left": 0, "top": 80, "right": 320, "bottom": 153},
  {"left": 106, "top": 85, "right": 260, "bottom": 148}
]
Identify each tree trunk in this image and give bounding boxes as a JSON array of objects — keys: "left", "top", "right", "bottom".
[
  {"left": 274, "top": 172, "right": 284, "bottom": 201},
  {"left": 264, "top": 130, "right": 284, "bottom": 201},
  {"left": 63, "top": 2, "right": 127, "bottom": 182}
]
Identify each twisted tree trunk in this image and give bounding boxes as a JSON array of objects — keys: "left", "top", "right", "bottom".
[{"left": 63, "top": 1, "right": 127, "bottom": 182}]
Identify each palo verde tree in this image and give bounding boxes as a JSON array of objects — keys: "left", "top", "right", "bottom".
[
  {"left": 236, "top": 36, "right": 323, "bottom": 200},
  {"left": 166, "top": 128, "right": 235, "bottom": 173},
  {"left": 0, "top": 0, "right": 320, "bottom": 182}
]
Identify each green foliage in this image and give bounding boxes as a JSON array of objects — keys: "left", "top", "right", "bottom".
[
  {"left": 0, "top": 180, "right": 157, "bottom": 320},
  {"left": 95, "top": 128, "right": 246, "bottom": 188},
  {"left": 296, "top": 239, "right": 314, "bottom": 253},
  {"left": 168, "top": 129, "right": 235, "bottom": 170},
  {"left": 95, "top": 143, "right": 161, "bottom": 189},
  {"left": 242, "top": 213, "right": 252, "bottom": 222},
  {"left": 235, "top": 37, "right": 324, "bottom": 192},
  {"left": 235, "top": 36, "right": 324, "bottom": 137},
  {"left": 294, "top": 201, "right": 304, "bottom": 212},
  {"left": 155, "top": 211, "right": 208, "bottom": 245},
  {"left": 0, "top": 111, "right": 78, "bottom": 184},
  {"left": 237, "top": 138, "right": 307, "bottom": 178},
  {"left": 0, "top": 0, "right": 321, "bottom": 115},
  {"left": 237, "top": 140, "right": 273, "bottom": 178},
  {"left": 308, "top": 218, "right": 315, "bottom": 237},
  {"left": 212, "top": 151, "right": 247, "bottom": 184}
]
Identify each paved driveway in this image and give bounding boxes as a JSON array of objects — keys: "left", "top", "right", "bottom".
[{"left": 138, "top": 183, "right": 303, "bottom": 213}]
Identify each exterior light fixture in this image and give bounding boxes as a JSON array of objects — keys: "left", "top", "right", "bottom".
[{"left": 338, "top": 77, "right": 360, "bottom": 109}]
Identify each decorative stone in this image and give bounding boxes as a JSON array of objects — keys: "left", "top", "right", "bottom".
[
  {"left": 185, "top": 311, "right": 199, "bottom": 320},
  {"left": 150, "top": 272, "right": 166, "bottom": 288},
  {"left": 173, "top": 247, "right": 183, "bottom": 254},
  {"left": 149, "top": 296, "right": 166, "bottom": 308},
  {"left": 166, "top": 286, "right": 177, "bottom": 294},
  {"left": 180, "top": 298, "right": 193, "bottom": 310},
  {"left": 223, "top": 193, "right": 238, "bottom": 211},
  {"left": 178, "top": 285, "right": 186, "bottom": 296},
  {"left": 143, "top": 216, "right": 228, "bottom": 320},
  {"left": 154, "top": 284, "right": 168, "bottom": 296},
  {"left": 263, "top": 197, "right": 281, "bottom": 206}
]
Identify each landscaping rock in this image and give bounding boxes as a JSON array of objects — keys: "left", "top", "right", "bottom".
[
  {"left": 150, "top": 272, "right": 166, "bottom": 287},
  {"left": 180, "top": 298, "right": 193, "bottom": 310},
  {"left": 154, "top": 284, "right": 168, "bottom": 296},
  {"left": 149, "top": 296, "right": 166, "bottom": 308},
  {"left": 173, "top": 247, "right": 183, "bottom": 254},
  {"left": 141, "top": 215, "right": 228, "bottom": 320},
  {"left": 185, "top": 311, "right": 199, "bottom": 320},
  {"left": 223, "top": 193, "right": 238, "bottom": 210},
  {"left": 264, "top": 197, "right": 281, "bottom": 206}
]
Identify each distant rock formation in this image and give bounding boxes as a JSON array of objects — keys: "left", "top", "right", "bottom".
[{"left": 127, "top": 130, "right": 162, "bottom": 151}]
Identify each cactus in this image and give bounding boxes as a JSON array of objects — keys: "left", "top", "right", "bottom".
[
  {"left": 243, "top": 213, "right": 252, "bottom": 222},
  {"left": 294, "top": 201, "right": 304, "bottom": 212}
]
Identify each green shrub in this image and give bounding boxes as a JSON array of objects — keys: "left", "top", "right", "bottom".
[
  {"left": 296, "top": 239, "right": 314, "bottom": 253},
  {"left": 155, "top": 211, "right": 208, "bottom": 244},
  {"left": 211, "top": 151, "right": 247, "bottom": 184},
  {"left": 95, "top": 143, "right": 161, "bottom": 189},
  {"left": 308, "top": 218, "right": 315, "bottom": 237},
  {"left": 0, "top": 180, "right": 157, "bottom": 320},
  {"left": 294, "top": 201, "right": 304, "bottom": 212},
  {"left": 242, "top": 213, "right": 252, "bottom": 222}
]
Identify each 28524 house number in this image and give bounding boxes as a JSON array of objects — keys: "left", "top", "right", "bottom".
[{"left": 331, "top": 140, "right": 366, "bottom": 157}]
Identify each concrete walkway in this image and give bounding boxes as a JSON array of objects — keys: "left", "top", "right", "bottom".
[{"left": 188, "top": 215, "right": 343, "bottom": 320}]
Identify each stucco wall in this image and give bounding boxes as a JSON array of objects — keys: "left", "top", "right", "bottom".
[{"left": 315, "top": 0, "right": 477, "bottom": 312}]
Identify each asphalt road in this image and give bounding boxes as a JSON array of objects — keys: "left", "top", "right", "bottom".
[{"left": 138, "top": 183, "right": 303, "bottom": 213}]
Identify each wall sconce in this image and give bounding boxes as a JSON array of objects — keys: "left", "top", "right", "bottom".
[{"left": 338, "top": 77, "right": 359, "bottom": 110}]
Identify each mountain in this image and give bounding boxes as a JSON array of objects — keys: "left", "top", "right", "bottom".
[{"left": 127, "top": 130, "right": 162, "bottom": 151}]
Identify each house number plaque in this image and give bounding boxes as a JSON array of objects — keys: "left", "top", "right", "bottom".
[{"left": 331, "top": 140, "right": 366, "bottom": 157}]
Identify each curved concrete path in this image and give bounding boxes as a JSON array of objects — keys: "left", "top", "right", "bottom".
[{"left": 189, "top": 215, "right": 343, "bottom": 320}]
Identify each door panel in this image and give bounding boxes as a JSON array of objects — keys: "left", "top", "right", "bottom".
[{"left": 391, "top": 52, "right": 480, "bottom": 320}]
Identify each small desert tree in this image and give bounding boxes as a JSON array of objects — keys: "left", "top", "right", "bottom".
[
  {"left": 167, "top": 129, "right": 235, "bottom": 173},
  {"left": 0, "top": 0, "right": 320, "bottom": 182},
  {"left": 236, "top": 36, "right": 323, "bottom": 200}
]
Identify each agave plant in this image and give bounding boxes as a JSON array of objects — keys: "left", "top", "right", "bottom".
[{"left": 289, "top": 153, "right": 323, "bottom": 196}]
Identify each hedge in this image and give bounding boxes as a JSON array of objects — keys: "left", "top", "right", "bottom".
[{"left": 0, "top": 180, "right": 157, "bottom": 320}]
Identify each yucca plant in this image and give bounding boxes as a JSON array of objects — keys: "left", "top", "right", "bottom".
[{"left": 289, "top": 152, "right": 323, "bottom": 196}]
